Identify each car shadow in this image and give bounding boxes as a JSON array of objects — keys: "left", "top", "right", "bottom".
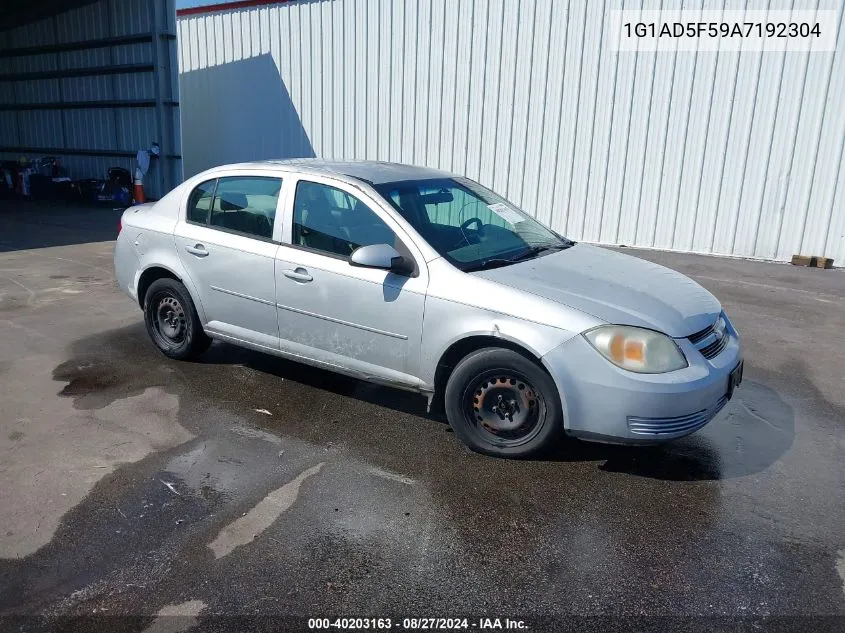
[
  {"left": 548, "top": 435, "right": 728, "bottom": 481},
  {"left": 547, "top": 377, "right": 795, "bottom": 481},
  {"left": 200, "top": 341, "right": 795, "bottom": 482},
  {"left": 57, "top": 324, "right": 795, "bottom": 483},
  {"left": 199, "top": 340, "right": 437, "bottom": 421}
]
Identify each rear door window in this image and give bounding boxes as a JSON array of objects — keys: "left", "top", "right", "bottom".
[{"left": 187, "top": 176, "right": 282, "bottom": 241}]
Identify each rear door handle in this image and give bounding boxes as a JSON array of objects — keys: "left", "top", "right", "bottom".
[
  {"left": 283, "top": 268, "right": 313, "bottom": 283},
  {"left": 185, "top": 244, "right": 209, "bottom": 257}
]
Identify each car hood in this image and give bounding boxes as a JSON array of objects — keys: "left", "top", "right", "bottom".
[{"left": 473, "top": 244, "right": 720, "bottom": 337}]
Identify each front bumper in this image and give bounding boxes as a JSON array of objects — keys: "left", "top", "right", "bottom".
[{"left": 541, "top": 322, "right": 742, "bottom": 444}]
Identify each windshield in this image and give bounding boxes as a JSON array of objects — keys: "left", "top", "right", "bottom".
[{"left": 373, "top": 177, "right": 571, "bottom": 271}]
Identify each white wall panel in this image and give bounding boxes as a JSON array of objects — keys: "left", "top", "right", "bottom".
[{"left": 178, "top": 0, "right": 845, "bottom": 264}]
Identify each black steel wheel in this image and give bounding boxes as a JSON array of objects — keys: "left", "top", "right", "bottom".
[
  {"left": 143, "top": 278, "right": 211, "bottom": 360},
  {"left": 466, "top": 372, "right": 545, "bottom": 446},
  {"left": 445, "top": 347, "right": 562, "bottom": 458},
  {"left": 153, "top": 294, "right": 187, "bottom": 346}
]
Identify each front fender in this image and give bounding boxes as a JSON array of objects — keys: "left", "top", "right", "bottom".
[{"left": 419, "top": 296, "right": 579, "bottom": 389}]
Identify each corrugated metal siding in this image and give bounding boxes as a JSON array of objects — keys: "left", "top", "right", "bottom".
[
  {"left": 0, "top": 0, "right": 182, "bottom": 199},
  {"left": 178, "top": 0, "right": 845, "bottom": 264}
]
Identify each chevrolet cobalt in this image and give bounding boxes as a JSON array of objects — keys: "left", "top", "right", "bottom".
[{"left": 114, "top": 160, "right": 743, "bottom": 457}]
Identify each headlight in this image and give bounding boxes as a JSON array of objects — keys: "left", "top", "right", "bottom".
[{"left": 583, "top": 325, "right": 688, "bottom": 373}]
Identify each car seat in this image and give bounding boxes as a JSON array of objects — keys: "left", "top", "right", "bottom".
[{"left": 294, "top": 185, "right": 350, "bottom": 254}]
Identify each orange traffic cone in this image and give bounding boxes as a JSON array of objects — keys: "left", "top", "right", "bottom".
[{"left": 133, "top": 170, "right": 145, "bottom": 204}]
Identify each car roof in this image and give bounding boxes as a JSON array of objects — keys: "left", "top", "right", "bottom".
[{"left": 220, "top": 159, "right": 455, "bottom": 185}]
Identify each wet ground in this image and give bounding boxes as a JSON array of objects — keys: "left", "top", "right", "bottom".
[{"left": 1, "top": 202, "right": 844, "bottom": 632}]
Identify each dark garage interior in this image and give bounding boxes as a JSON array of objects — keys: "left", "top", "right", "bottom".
[{"left": 0, "top": 0, "right": 181, "bottom": 207}]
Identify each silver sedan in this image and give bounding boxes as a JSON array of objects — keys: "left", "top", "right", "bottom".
[{"left": 114, "top": 160, "right": 743, "bottom": 458}]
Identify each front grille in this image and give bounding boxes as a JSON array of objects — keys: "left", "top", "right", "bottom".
[
  {"left": 627, "top": 396, "right": 728, "bottom": 436},
  {"left": 699, "top": 333, "right": 729, "bottom": 359},
  {"left": 687, "top": 316, "right": 728, "bottom": 360},
  {"left": 688, "top": 324, "right": 715, "bottom": 345}
]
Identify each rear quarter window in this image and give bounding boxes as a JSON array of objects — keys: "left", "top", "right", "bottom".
[{"left": 187, "top": 179, "right": 216, "bottom": 224}]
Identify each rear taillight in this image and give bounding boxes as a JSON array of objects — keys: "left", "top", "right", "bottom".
[{"left": 118, "top": 218, "right": 122, "bottom": 233}]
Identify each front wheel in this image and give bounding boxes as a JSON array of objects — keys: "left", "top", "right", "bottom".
[
  {"left": 444, "top": 347, "right": 563, "bottom": 458},
  {"left": 143, "top": 278, "right": 211, "bottom": 360}
]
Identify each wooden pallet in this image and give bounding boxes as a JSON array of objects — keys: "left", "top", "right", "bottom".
[{"left": 791, "top": 255, "right": 834, "bottom": 269}]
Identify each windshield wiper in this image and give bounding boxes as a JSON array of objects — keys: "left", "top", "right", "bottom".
[
  {"left": 464, "top": 243, "right": 568, "bottom": 272},
  {"left": 509, "top": 244, "right": 566, "bottom": 262},
  {"left": 463, "top": 258, "right": 517, "bottom": 272}
]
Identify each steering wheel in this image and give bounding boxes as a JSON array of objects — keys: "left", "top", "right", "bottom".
[
  {"left": 454, "top": 217, "right": 484, "bottom": 249},
  {"left": 461, "top": 217, "right": 483, "bottom": 234}
]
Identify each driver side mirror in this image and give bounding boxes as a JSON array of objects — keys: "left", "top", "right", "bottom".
[{"left": 349, "top": 243, "right": 414, "bottom": 275}]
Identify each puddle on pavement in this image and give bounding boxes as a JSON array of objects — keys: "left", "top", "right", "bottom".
[
  {"left": 0, "top": 351, "right": 195, "bottom": 560},
  {"left": 52, "top": 327, "right": 178, "bottom": 410},
  {"left": 57, "top": 366, "right": 127, "bottom": 397},
  {"left": 162, "top": 423, "right": 289, "bottom": 501},
  {"left": 46, "top": 324, "right": 805, "bottom": 512},
  {"left": 5, "top": 323, "right": 841, "bottom": 617}
]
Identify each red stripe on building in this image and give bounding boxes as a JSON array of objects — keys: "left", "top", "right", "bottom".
[{"left": 177, "top": 0, "right": 293, "bottom": 18}]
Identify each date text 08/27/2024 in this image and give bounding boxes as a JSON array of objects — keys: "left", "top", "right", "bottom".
[{"left": 307, "top": 617, "right": 528, "bottom": 630}]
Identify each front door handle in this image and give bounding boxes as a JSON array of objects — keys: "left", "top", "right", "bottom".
[
  {"left": 283, "top": 268, "right": 313, "bottom": 283},
  {"left": 185, "top": 243, "right": 209, "bottom": 257}
]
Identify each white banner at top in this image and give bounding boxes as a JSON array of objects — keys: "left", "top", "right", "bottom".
[{"left": 609, "top": 9, "right": 839, "bottom": 52}]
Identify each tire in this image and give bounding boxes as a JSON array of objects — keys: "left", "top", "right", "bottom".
[
  {"left": 444, "top": 347, "right": 562, "bottom": 458},
  {"left": 143, "top": 278, "right": 211, "bottom": 360}
]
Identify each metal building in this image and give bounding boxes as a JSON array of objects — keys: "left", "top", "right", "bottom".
[
  {"left": 177, "top": 0, "right": 845, "bottom": 265},
  {"left": 0, "top": 0, "right": 181, "bottom": 199}
]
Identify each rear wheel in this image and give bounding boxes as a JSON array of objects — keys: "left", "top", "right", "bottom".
[
  {"left": 143, "top": 278, "right": 211, "bottom": 360},
  {"left": 444, "top": 347, "right": 562, "bottom": 458}
]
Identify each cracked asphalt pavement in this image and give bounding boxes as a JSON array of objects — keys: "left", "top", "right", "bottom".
[{"left": 1, "top": 201, "right": 844, "bottom": 632}]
